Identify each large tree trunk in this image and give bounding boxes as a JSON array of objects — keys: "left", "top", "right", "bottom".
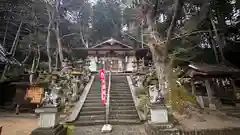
[
  {"left": 149, "top": 45, "right": 166, "bottom": 95},
  {"left": 46, "top": 8, "right": 53, "bottom": 73},
  {"left": 208, "top": 27, "right": 219, "bottom": 63},
  {"left": 55, "top": 50, "right": 59, "bottom": 70},
  {"left": 55, "top": 21, "right": 64, "bottom": 66},
  {"left": 210, "top": 19, "right": 225, "bottom": 63},
  {"left": 30, "top": 46, "right": 41, "bottom": 85},
  {"left": 80, "top": 31, "right": 89, "bottom": 48},
  {"left": 55, "top": 0, "right": 64, "bottom": 66},
  {"left": 146, "top": 0, "right": 182, "bottom": 97},
  {"left": 30, "top": 54, "right": 36, "bottom": 85}
]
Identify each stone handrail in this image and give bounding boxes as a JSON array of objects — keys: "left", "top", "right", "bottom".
[{"left": 106, "top": 71, "right": 111, "bottom": 124}]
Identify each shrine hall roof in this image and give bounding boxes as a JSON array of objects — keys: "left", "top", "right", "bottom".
[
  {"left": 91, "top": 38, "right": 133, "bottom": 49},
  {"left": 179, "top": 63, "right": 240, "bottom": 77}
]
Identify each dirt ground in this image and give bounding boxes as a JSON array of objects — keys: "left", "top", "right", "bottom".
[
  {"left": 173, "top": 111, "right": 240, "bottom": 130},
  {"left": 0, "top": 111, "right": 68, "bottom": 135},
  {"left": 0, "top": 117, "right": 38, "bottom": 135}
]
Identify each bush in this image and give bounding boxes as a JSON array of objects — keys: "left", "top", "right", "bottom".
[
  {"left": 137, "top": 95, "right": 150, "bottom": 116},
  {"left": 165, "top": 68, "right": 197, "bottom": 114},
  {"left": 135, "top": 87, "right": 148, "bottom": 97}
]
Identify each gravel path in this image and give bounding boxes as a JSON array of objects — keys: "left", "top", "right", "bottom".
[{"left": 74, "top": 125, "right": 148, "bottom": 135}]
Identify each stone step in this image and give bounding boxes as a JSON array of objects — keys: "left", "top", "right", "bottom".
[
  {"left": 87, "top": 92, "right": 101, "bottom": 94},
  {"left": 78, "top": 115, "right": 105, "bottom": 121},
  {"left": 111, "top": 84, "right": 128, "bottom": 86},
  {"left": 111, "top": 86, "right": 129, "bottom": 91},
  {"left": 110, "top": 94, "right": 132, "bottom": 97},
  {"left": 88, "top": 91, "right": 105, "bottom": 94},
  {"left": 111, "top": 89, "right": 130, "bottom": 91},
  {"left": 73, "top": 119, "right": 141, "bottom": 126},
  {"left": 227, "top": 113, "right": 240, "bottom": 118},
  {"left": 109, "top": 119, "right": 141, "bottom": 125},
  {"left": 111, "top": 90, "right": 130, "bottom": 92},
  {"left": 111, "top": 86, "right": 129, "bottom": 89},
  {"left": 110, "top": 92, "right": 131, "bottom": 94},
  {"left": 83, "top": 102, "right": 105, "bottom": 106},
  {"left": 110, "top": 106, "right": 135, "bottom": 110},
  {"left": 79, "top": 110, "right": 105, "bottom": 116},
  {"left": 111, "top": 110, "right": 137, "bottom": 115},
  {"left": 86, "top": 96, "right": 102, "bottom": 100},
  {"left": 81, "top": 106, "right": 105, "bottom": 112},
  {"left": 110, "top": 102, "right": 135, "bottom": 106},
  {"left": 87, "top": 94, "right": 102, "bottom": 97},
  {"left": 110, "top": 96, "right": 133, "bottom": 100},
  {"left": 73, "top": 120, "right": 105, "bottom": 126},
  {"left": 111, "top": 83, "right": 128, "bottom": 85},
  {"left": 110, "top": 114, "right": 139, "bottom": 120},
  {"left": 84, "top": 99, "right": 102, "bottom": 103},
  {"left": 110, "top": 100, "right": 134, "bottom": 103}
]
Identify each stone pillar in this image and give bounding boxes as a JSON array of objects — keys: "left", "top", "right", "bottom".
[
  {"left": 31, "top": 107, "right": 67, "bottom": 135},
  {"left": 205, "top": 79, "right": 216, "bottom": 110},
  {"left": 190, "top": 79, "right": 196, "bottom": 95}
]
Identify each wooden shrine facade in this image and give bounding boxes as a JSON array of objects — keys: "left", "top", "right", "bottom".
[{"left": 72, "top": 38, "right": 150, "bottom": 72}]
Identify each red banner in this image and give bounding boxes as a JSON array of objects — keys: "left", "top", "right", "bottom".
[{"left": 99, "top": 69, "right": 106, "bottom": 104}]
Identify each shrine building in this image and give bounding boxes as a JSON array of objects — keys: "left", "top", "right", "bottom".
[{"left": 72, "top": 38, "right": 151, "bottom": 72}]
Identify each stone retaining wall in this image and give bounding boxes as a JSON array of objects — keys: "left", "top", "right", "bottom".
[{"left": 145, "top": 123, "right": 240, "bottom": 135}]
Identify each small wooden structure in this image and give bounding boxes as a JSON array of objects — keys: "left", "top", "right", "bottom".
[
  {"left": 180, "top": 63, "right": 240, "bottom": 109},
  {"left": 11, "top": 82, "right": 45, "bottom": 114}
]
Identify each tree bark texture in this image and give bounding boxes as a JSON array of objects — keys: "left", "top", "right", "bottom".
[
  {"left": 55, "top": 0, "right": 64, "bottom": 66},
  {"left": 46, "top": 8, "right": 53, "bottom": 73},
  {"left": 55, "top": 21, "right": 64, "bottom": 66}
]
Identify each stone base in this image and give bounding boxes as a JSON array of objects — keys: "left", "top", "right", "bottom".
[
  {"left": 101, "top": 124, "right": 112, "bottom": 133},
  {"left": 150, "top": 104, "right": 168, "bottom": 123},
  {"left": 31, "top": 125, "right": 67, "bottom": 135}
]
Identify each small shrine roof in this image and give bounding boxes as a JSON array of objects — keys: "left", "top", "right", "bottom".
[
  {"left": 91, "top": 38, "right": 133, "bottom": 49},
  {"left": 180, "top": 63, "right": 240, "bottom": 77}
]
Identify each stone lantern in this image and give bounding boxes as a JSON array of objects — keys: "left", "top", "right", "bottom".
[
  {"left": 31, "top": 95, "right": 67, "bottom": 135},
  {"left": 148, "top": 86, "right": 169, "bottom": 124}
]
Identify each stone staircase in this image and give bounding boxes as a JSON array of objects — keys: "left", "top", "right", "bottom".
[
  {"left": 109, "top": 75, "right": 141, "bottom": 124},
  {"left": 74, "top": 75, "right": 140, "bottom": 126},
  {"left": 75, "top": 76, "right": 108, "bottom": 126}
]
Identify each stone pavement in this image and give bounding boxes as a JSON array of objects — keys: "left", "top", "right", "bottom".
[{"left": 74, "top": 125, "right": 148, "bottom": 135}]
